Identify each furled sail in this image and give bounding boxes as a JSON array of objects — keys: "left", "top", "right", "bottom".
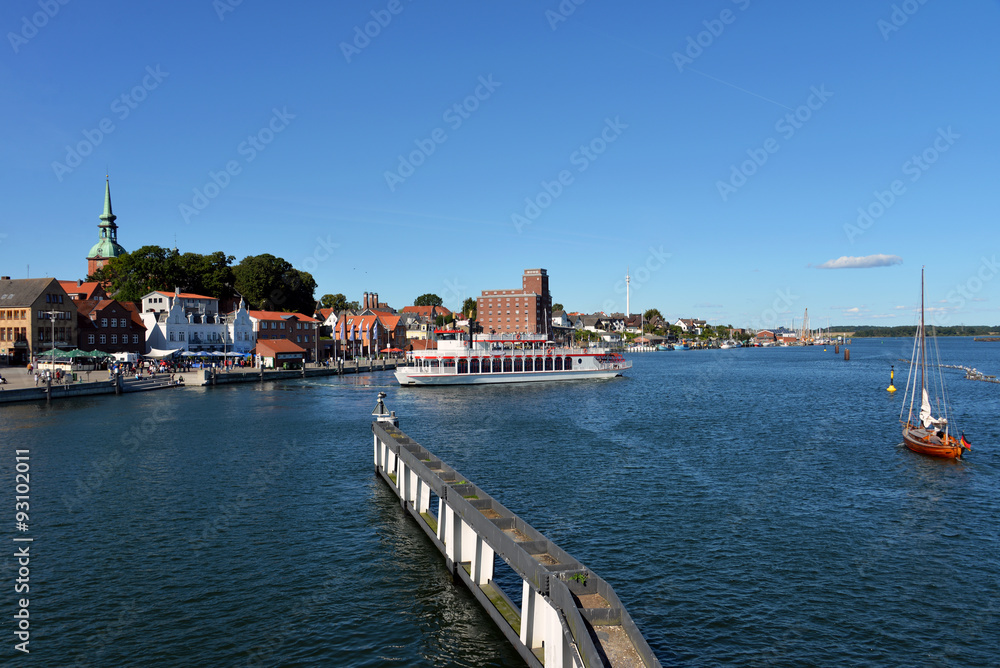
[{"left": 919, "top": 388, "right": 935, "bottom": 428}]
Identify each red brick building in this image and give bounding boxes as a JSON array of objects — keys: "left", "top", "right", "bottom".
[
  {"left": 77, "top": 299, "right": 146, "bottom": 355},
  {"left": 248, "top": 310, "right": 320, "bottom": 361},
  {"left": 255, "top": 339, "right": 306, "bottom": 368},
  {"left": 476, "top": 268, "right": 551, "bottom": 336}
]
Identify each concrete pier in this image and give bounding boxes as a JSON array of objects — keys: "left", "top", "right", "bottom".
[{"left": 371, "top": 395, "right": 661, "bottom": 668}]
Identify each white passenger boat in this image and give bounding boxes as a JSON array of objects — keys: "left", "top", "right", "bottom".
[{"left": 395, "top": 330, "right": 631, "bottom": 386}]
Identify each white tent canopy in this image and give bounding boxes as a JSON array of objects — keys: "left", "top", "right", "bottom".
[{"left": 145, "top": 347, "right": 183, "bottom": 359}]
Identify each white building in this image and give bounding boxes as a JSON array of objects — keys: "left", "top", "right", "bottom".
[{"left": 139, "top": 289, "right": 255, "bottom": 353}]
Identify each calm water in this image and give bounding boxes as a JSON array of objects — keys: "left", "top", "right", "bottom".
[{"left": 2, "top": 338, "right": 998, "bottom": 666}]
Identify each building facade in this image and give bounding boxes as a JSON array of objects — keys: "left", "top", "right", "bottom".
[
  {"left": 76, "top": 299, "right": 146, "bottom": 356},
  {"left": 476, "top": 268, "right": 551, "bottom": 337},
  {"left": 0, "top": 277, "right": 77, "bottom": 365},
  {"left": 248, "top": 310, "right": 319, "bottom": 361},
  {"left": 140, "top": 289, "right": 255, "bottom": 354}
]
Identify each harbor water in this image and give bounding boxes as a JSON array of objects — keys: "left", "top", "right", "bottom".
[{"left": 2, "top": 338, "right": 998, "bottom": 666}]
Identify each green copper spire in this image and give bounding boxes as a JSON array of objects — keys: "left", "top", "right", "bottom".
[
  {"left": 88, "top": 177, "right": 126, "bottom": 262},
  {"left": 100, "top": 177, "right": 116, "bottom": 226}
]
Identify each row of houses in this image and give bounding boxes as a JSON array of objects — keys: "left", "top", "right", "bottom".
[{"left": 0, "top": 277, "right": 328, "bottom": 364}]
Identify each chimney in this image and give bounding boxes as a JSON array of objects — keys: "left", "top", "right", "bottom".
[
  {"left": 363, "top": 292, "right": 369, "bottom": 310},
  {"left": 374, "top": 293, "right": 379, "bottom": 309},
  {"left": 77, "top": 279, "right": 83, "bottom": 286}
]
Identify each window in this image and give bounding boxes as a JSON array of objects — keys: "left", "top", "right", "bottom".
[
  {"left": 101, "top": 318, "right": 107, "bottom": 328},
  {"left": 169, "top": 332, "right": 175, "bottom": 341},
  {"left": 88, "top": 334, "right": 95, "bottom": 344},
  {"left": 296, "top": 335, "right": 301, "bottom": 342},
  {"left": 111, "top": 335, "right": 117, "bottom": 344},
  {"left": 132, "top": 334, "right": 139, "bottom": 344},
  {"left": 99, "top": 334, "right": 106, "bottom": 344},
  {"left": 110, "top": 318, "right": 117, "bottom": 328}
]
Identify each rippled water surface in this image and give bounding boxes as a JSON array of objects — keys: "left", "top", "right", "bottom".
[{"left": 3, "top": 338, "right": 998, "bottom": 666}]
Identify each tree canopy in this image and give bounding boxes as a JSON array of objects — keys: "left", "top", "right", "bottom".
[
  {"left": 320, "top": 293, "right": 358, "bottom": 311},
  {"left": 414, "top": 293, "right": 443, "bottom": 307},
  {"left": 552, "top": 302, "right": 564, "bottom": 312},
  {"left": 90, "top": 246, "right": 316, "bottom": 313},
  {"left": 643, "top": 308, "right": 663, "bottom": 322},
  {"left": 462, "top": 297, "right": 476, "bottom": 319},
  {"left": 233, "top": 254, "right": 316, "bottom": 314}
]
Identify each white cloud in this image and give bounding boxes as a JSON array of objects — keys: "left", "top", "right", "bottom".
[{"left": 816, "top": 254, "right": 903, "bottom": 269}]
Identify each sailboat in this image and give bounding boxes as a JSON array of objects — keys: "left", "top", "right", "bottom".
[{"left": 900, "top": 268, "right": 970, "bottom": 458}]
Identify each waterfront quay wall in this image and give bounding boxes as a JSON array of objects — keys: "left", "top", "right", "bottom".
[
  {"left": 0, "top": 379, "right": 119, "bottom": 404},
  {"left": 201, "top": 359, "right": 398, "bottom": 385},
  {"left": 372, "top": 409, "right": 661, "bottom": 668}
]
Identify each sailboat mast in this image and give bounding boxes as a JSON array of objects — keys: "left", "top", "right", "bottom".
[{"left": 920, "top": 266, "right": 926, "bottom": 405}]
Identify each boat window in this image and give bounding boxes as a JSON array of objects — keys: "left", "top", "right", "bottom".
[
  {"left": 554, "top": 357, "right": 563, "bottom": 371},
  {"left": 470, "top": 358, "right": 480, "bottom": 373},
  {"left": 503, "top": 358, "right": 512, "bottom": 372},
  {"left": 565, "top": 357, "right": 572, "bottom": 369},
  {"left": 492, "top": 358, "right": 502, "bottom": 373},
  {"left": 545, "top": 357, "right": 553, "bottom": 371},
  {"left": 458, "top": 359, "right": 467, "bottom": 374},
  {"left": 514, "top": 357, "right": 523, "bottom": 372}
]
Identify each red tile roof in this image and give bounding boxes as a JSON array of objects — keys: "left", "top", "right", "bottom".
[
  {"left": 401, "top": 305, "right": 452, "bottom": 317},
  {"left": 155, "top": 290, "right": 216, "bottom": 300},
  {"left": 59, "top": 280, "right": 104, "bottom": 299},
  {"left": 255, "top": 339, "right": 306, "bottom": 355},
  {"left": 248, "top": 310, "right": 319, "bottom": 323}
]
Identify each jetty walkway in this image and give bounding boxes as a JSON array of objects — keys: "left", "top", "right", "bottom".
[{"left": 371, "top": 393, "right": 661, "bottom": 668}]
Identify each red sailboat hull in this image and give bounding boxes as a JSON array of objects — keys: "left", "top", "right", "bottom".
[{"left": 902, "top": 424, "right": 963, "bottom": 459}]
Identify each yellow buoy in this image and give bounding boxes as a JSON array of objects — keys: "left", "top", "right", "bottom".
[{"left": 887, "top": 365, "right": 897, "bottom": 393}]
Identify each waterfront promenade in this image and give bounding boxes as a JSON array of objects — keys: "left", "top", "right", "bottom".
[{"left": 0, "top": 358, "right": 400, "bottom": 404}]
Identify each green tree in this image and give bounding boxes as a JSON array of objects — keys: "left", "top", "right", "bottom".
[
  {"left": 414, "top": 293, "right": 443, "bottom": 307},
  {"left": 320, "top": 293, "right": 358, "bottom": 311},
  {"left": 88, "top": 245, "right": 183, "bottom": 302},
  {"left": 552, "top": 302, "right": 564, "bottom": 313},
  {"left": 233, "top": 254, "right": 317, "bottom": 314},
  {"left": 462, "top": 297, "right": 477, "bottom": 319},
  {"left": 643, "top": 308, "right": 662, "bottom": 322},
  {"left": 176, "top": 251, "right": 235, "bottom": 300}
]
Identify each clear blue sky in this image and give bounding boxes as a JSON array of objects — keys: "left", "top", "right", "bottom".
[{"left": 3, "top": 1, "right": 998, "bottom": 328}]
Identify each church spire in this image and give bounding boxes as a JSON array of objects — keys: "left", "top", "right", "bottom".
[{"left": 100, "top": 177, "right": 116, "bottom": 227}]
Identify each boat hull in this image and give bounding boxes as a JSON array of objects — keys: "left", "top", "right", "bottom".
[
  {"left": 394, "top": 368, "right": 623, "bottom": 386},
  {"left": 902, "top": 425, "right": 963, "bottom": 459}
]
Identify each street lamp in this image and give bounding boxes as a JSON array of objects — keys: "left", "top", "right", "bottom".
[{"left": 44, "top": 308, "right": 59, "bottom": 372}]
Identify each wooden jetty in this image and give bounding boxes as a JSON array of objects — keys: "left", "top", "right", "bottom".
[{"left": 371, "top": 393, "right": 661, "bottom": 668}]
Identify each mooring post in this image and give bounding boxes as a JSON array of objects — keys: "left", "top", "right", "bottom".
[{"left": 844, "top": 348, "right": 850, "bottom": 361}]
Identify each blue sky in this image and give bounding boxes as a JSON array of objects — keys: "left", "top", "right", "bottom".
[{"left": 3, "top": 1, "right": 998, "bottom": 328}]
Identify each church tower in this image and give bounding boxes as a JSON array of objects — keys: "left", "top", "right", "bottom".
[{"left": 87, "top": 178, "right": 127, "bottom": 277}]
